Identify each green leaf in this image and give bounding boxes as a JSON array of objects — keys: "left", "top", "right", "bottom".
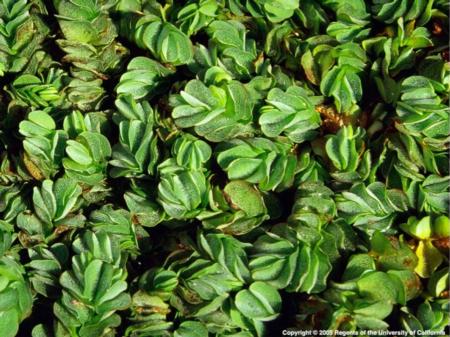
[
  {"left": 356, "top": 271, "right": 399, "bottom": 304},
  {"left": 342, "top": 254, "right": 376, "bottom": 281},
  {"left": 400, "top": 216, "right": 432, "bottom": 240},
  {"left": 83, "top": 259, "right": 104, "bottom": 301},
  {"left": 174, "top": 321, "right": 208, "bottom": 337},
  {"left": 235, "top": 282, "right": 281, "bottom": 321},
  {"left": 223, "top": 181, "right": 266, "bottom": 217},
  {"left": 66, "top": 140, "right": 92, "bottom": 166}
]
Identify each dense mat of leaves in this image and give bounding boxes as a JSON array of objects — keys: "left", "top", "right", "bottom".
[{"left": 0, "top": 1, "right": 448, "bottom": 336}]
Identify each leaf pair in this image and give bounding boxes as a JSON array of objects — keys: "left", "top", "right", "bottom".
[
  {"left": 110, "top": 95, "right": 160, "bottom": 177},
  {"left": 325, "top": 126, "right": 373, "bottom": 183},
  {"left": 16, "top": 177, "right": 84, "bottom": 244},
  {"left": 63, "top": 131, "right": 112, "bottom": 185},
  {"left": 19, "top": 111, "right": 68, "bottom": 179},
  {"left": 207, "top": 20, "right": 257, "bottom": 79},
  {"left": 120, "top": 9, "right": 193, "bottom": 66},
  {"left": 0, "top": 256, "right": 33, "bottom": 337}
]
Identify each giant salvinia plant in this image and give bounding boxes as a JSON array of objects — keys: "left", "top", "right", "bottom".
[{"left": 0, "top": 0, "right": 447, "bottom": 336}]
